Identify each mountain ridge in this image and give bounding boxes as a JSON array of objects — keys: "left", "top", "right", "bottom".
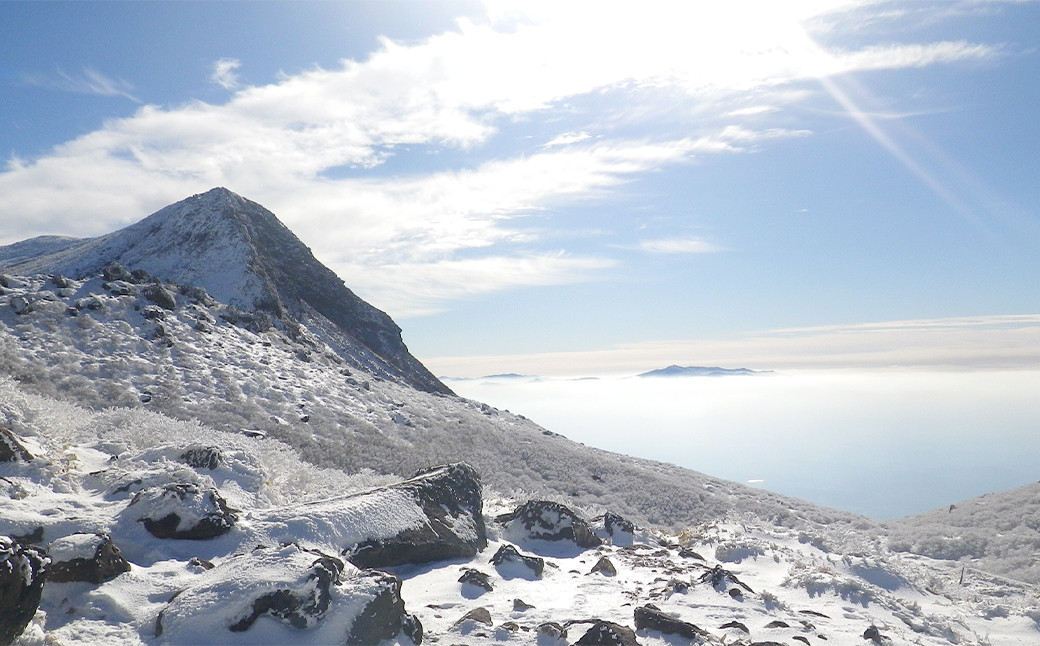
[{"left": 0, "top": 188, "right": 449, "bottom": 394}]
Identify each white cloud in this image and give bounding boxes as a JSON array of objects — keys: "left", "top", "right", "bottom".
[
  {"left": 210, "top": 58, "right": 242, "bottom": 90},
  {"left": 636, "top": 237, "right": 722, "bottom": 254},
  {"left": 25, "top": 67, "right": 140, "bottom": 102},
  {"left": 422, "top": 314, "right": 1040, "bottom": 376},
  {"left": 0, "top": 1, "right": 1007, "bottom": 314}
]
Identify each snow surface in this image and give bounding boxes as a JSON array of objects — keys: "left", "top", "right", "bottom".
[
  {"left": 1, "top": 370, "right": 1038, "bottom": 644},
  {"left": 1, "top": 262, "right": 1038, "bottom": 644}
]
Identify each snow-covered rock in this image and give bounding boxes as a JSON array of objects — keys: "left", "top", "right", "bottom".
[
  {"left": 46, "top": 533, "right": 130, "bottom": 584},
  {"left": 155, "top": 543, "right": 421, "bottom": 645},
  {"left": 0, "top": 536, "right": 47, "bottom": 645},
  {"left": 498, "top": 499, "right": 602, "bottom": 550}
]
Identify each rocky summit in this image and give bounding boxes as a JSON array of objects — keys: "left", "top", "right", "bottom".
[{"left": 0, "top": 187, "right": 448, "bottom": 394}]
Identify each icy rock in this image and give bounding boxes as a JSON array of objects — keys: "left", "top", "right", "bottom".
[
  {"left": 574, "top": 620, "right": 640, "bottom": 645},
  {"left": 0, "top": 536, "right": 48, "bottom": 646},
  {"left": 102, "top": 263, "right": 133, "bottom": 282},
  {"left": 602, "top": 511, "right": 635, "bottom": 542},
  {"left": 0, "top": 426, "right": 33, "bottom": 463},
  {"left": 9, "top": 295, "right": 31, "bottom": 316},
  {"left": 179, "top": 446, "right": 223, "bottom": 470},
  {"left": 157, "top": 544, "right": 421, "bottom": 644},
  {"left": 124, "top": 483, "right": 238, "bottom": 539},
  {"left": 47, "top": 532, "right": 131, "bottom": 584},
  {"left": 537, "top": 621, "right": 567, "bottom": 642},
  {"left": 458, "top": 568, "right": 494, "bottom": 592},
  {"left": 103, "top": 280, "right": 134, "bottom": 296},
  {"left": 345, "top": 463, "right": 487, "bottom": 568},
  {"left": 451, "top": 606, "right": 493, "bottom": 630},
  {"left": 143, "top": 284, "right": 177, "bottom": 310},
  {"left": 347, "top": 570, "right": 423, "bottom": 645},
  {"left": 634, "top": 604, "right": 708, "bottom": 640},
  {"left": 498, "top": 500, "right": 602, "bottom": 549},
  {"left": 590, "top": 556, "right": 617, "bottom": 576},
  {"left": 490, "top": 544, "right": 544, "bottom": 579}
]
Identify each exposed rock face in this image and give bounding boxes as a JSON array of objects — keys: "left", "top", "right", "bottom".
[
  {"left": 0, "top": 188, "right": 450, "bottom": 394},
  {"left": 346, "top": 570, "right": 422, "bottom": 645},
  {"left": 345, "top": 463, "right": 487, "bottom": 568},
  {"left": 633, "top": 604, "right": 708, "bottom": 640},
  {"left": 574, "top": 620, "right": 641, "bottom": 645},
  {"left": 124, "top": 483, "right": 238, "bottom": 539},
  {"left": 458, "top": 568, "right": 494, "bottom": 593},
  {"left": 490, "top": 544, "right": 544, "bottom": 579},
  {"left": 47, "top": 533, "right": 131, "bottom": 584},
  {"left": 498, "top": 500, "right": 602, "bottom": 549},
  {"left": 0, "top": 427, "right": 33, "bottom": 463},
  {"left": 0, "top": 536, "right": 48, "bottom": 645},
  {"left": 603, "top": 511, "right": 635, "bottom": 540}
]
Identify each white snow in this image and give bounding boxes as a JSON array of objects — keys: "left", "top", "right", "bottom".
[{"left": 0, "top": 266, "right": 1038, "bottom": 645}]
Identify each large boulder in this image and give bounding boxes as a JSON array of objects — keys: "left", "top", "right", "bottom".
[
  {"left": 498, "top": 500, "right": 602, "bottom": 549},
  {"left": 574, "top": 620, "right": 641, "bottom": 646},
  {"left": 156, "top": 544, "right": 422, "bottom": 645},
  {"left": 286, "top": 463, "right": 486, "bottom": 568},
  {"left": 47, "top": 533, "right": 131, "bottom": 584},
  {"left": 123, "top": 483, "right": 238, "bottom": 539},
  {"left": 0, "top": 536, "right": 48, "bottom": 645},
  {"left": 633, "top": 604, "right": 709, "bottom": 640}
]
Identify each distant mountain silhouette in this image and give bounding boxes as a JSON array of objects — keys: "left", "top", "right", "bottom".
[{"left": 637, "top": 365, "right": 765, "bottom": 377}]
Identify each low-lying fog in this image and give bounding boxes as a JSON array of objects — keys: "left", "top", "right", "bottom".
[{"left": 444, "top": 370, "right": 1040, "bottom": 519}]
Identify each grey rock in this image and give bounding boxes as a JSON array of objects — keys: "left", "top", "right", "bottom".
[
  {"left": 0, "top": 536, "right": 47, "bottom": 645},
  {"left": 47, "top": 533, "right": 131, "bottom": 584}
]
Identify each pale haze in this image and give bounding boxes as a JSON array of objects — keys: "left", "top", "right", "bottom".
[{"left": 3, "top": 1, "right": 1038, "bottom": 517}]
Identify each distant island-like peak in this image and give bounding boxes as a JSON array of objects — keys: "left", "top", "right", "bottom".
[{"left": 637, "top": 365, "right": 768, "bottom": 377}]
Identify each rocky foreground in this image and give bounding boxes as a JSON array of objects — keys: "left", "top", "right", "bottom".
[{"left": 2, "top": 406, "right": 1038, "bottom": 646}]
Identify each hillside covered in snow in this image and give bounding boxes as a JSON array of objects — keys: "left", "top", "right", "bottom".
[{"left": 1, "top": 188, "right": 1038, "bottom": 645}]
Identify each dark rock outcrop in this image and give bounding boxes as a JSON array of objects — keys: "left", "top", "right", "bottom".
[
  {"left": 490, "top": 544, "right": 544, "bottom": 579},
  {"left": 603, "top": 511, "right": 635, "bottom": 542},
  {"left": 125, "top": 483, "right": 238, "bottom": 539},
  {"left": 498, "top": 500, "right": 602, "bottom": 549},
  {"left": 700, "top": 565, "right": 754, "bottom": 593},
  {"left": 0, "top": 536, "right": 47, "bottom": 645},
  {"left": 143, "top": 283, "right": 177, "bottom": 310},
  {"left": 347, "top": 570, "right": 422, "bottom": 645},
  {"left": 574, "top": 620, "right": 641, "bottom": 645},
  {"left": 179, "top": 446, "right": 223, "bottom": 470},
  {"left": 590, "top": 556, "right": 617, "bottom": 576},
  {"left": 634, "top": 604, "right": 709, "bottom": 640},
  {"left": 345, "top": 463, "right": 487, "bottom": 568},
  {"left": 47, "top": 533, "right": 131, "bottom": 584},
  {"left": 459, "top": 568, "right": 494, "bottom": 593},
  {"left": 0, "top": 427, "right": 33, "bottom": 463}
]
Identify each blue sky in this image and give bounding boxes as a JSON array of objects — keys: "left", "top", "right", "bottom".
[{"left": 3, "top": 0, "right": 1039, "bottom": 376}]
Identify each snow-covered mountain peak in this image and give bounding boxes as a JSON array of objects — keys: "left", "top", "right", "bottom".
[{"left": 0, "top": 188, "right": 449, "bottom": 394}]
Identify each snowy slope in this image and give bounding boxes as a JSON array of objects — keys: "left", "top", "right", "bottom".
[
  {"left": 0, "top": 188, "right": 447, "bottom": 394},
  {"left": 2, "top": 381, "right": 1038, "bottom": 645},
  {"left": 0, "top": 271, "right": 870, "bottom": 531},
  {"left": 0, "top": 189, "right": 1037, "bottom": 644}
]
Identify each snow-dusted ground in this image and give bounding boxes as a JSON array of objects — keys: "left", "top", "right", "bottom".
[
  {"left": 1, "top": 271, "right": 1038, "bottom": 644},
  {"left": 2, "top": 381, "right": 1039, "bottom": 645}
]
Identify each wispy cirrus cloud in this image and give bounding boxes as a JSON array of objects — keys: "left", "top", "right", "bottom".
[
  {"left": 23, "top": 67, "right": 140, "bottom": 102},
  {"left": 636, "top": 237, "right": 722, "bottom": 254},
  {"left": 210, "top": 58, "right": 242, "bottom": 90}
]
